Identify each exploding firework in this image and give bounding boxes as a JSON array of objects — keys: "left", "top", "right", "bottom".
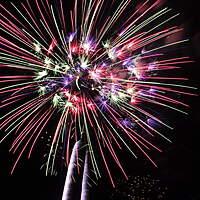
[{"left": 0, "top": 0, "right": 196, "bottom": 187}]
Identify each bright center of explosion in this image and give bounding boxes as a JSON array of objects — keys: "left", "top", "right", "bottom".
[{"left": 35, "top": 37, "right": 144, "bottom": 111}]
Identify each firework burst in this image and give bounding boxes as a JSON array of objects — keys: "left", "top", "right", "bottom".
[{"left": 0, "top": 0, "right": 196, "bottom": 187}]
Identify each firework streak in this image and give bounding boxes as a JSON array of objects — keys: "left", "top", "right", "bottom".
[
  {"left": 0, "top": 0, "right": 196, "bottom": 187},
  {"left": 80, "top": 151, "right": 89, "bottom": 200}
]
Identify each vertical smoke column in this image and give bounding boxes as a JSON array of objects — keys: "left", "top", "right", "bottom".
[
  {"left": 81, "top": 151, "right": 89, "bottom": 200},
  {"left": 62, "top": 140, "right": 81, "bottom": 200}
]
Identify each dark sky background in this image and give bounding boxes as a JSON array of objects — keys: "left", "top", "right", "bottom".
[{"left": 0, "top": 0, "right": 200, "bottom": 199}]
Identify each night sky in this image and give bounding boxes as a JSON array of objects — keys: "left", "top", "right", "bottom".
[{"left": 0, "top": 0, "right": 199, "bottom": 199}]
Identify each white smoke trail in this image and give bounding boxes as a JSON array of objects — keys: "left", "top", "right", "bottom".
[{"left": 62, "top": 140, "right": 81, "bottom": 200}]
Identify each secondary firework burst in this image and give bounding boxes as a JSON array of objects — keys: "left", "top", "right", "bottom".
[
  {"left": 0, "top": 0, "right": 196, "bottom": 187},
  {"left": 110, "top": 174, "right": 168, "bottom": 200}
]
